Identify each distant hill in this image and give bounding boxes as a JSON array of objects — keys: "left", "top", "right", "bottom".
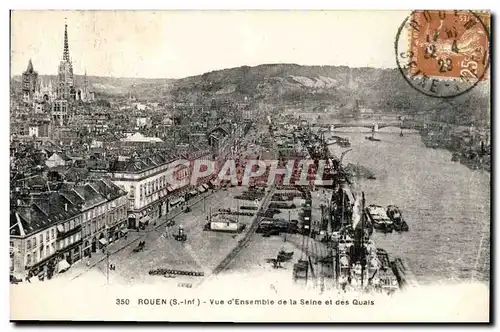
[
  {"left": 11, "top": 63, "right": 490, "bottom": 126},
  {"left": 169, "top": 64, "right": 489, "bottom": 126}
]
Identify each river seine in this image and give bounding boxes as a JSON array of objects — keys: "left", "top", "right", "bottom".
[{"left": 327, "top": 128, "right": 490, "bottom": 285}]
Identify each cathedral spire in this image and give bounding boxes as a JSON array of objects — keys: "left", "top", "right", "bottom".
[
  {"left": 26, "top": 58, "right": 33, "bottom": 72},
  {"left": 63, "top": 19, "right": 70, "bottom": 62}
]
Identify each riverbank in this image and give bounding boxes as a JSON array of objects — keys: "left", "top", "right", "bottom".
[
  {"left": 419, "top": 126, "right": 491, "bottom": 172},
  {"left": 332, "top": 124, "right": 490, "bottom": 172},
  {"left": 327, "top": 130, "right": 490, "bottom": 284}
]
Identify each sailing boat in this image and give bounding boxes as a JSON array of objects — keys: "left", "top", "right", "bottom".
[{"left": 365, "top": 123, "right": 381, "bottom": 142}]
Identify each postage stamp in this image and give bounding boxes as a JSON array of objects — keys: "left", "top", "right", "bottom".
[{"left": 395, "top": 10, "right": 490, "bottom": 98}]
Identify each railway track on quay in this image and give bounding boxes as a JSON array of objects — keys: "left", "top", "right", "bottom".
[{"left": 211, "top": 186, "right": 275, "bottom": 275}]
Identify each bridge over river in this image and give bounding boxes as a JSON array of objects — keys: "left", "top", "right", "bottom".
[{"left": 310, "top": 119, "right": 445, "bottom": 131}]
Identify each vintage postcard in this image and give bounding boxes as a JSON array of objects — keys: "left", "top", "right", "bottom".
[{"left": 9, "top": 10, "right": 491, "bottom": 322}]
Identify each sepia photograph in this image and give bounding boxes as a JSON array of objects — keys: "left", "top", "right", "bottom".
[{"left": 9, "top": 9, "right": 491, "bottom": 322}]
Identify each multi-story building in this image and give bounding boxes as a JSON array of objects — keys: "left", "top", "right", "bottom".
[
  {"left": 61, "top": 180, "right": 128, "bottom": 258},
  {"left": 10, "top": 192, "right": 82, "bottom": 280},
  {"left": 11, "top": 117, "right": 52, "bottom": 141},
  {"left": 179, "top": 146, "right": 213, "bottom": 189},
  {"left": 9, "top": 180, "right": 128, "bottom": 281},
  {"left": 88, "top": 179, "right": 129, "bottom": 247},
  {"left": 208, "top": 125, "right": 235, "bottom": 174},
  {"left": 107, "top": 154, "right": 193, "bottom": 229}
]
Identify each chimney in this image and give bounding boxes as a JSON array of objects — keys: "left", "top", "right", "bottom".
[{"left": 64, "top": 203, "right": 68, "bottom": 211}]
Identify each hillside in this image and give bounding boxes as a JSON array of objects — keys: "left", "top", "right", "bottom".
[{"left": 170, "top": 64, "right": 489, "bottom": 125}]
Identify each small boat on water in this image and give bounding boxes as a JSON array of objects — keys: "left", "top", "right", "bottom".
[
  {"left": 365, "top": 204, "right": 393, "bottom": 233},
  {"left": 386, "top": 205, "right": 409, "bottom": 232},
  {"left": 338, "top": 137, "right": 351, "bottom": 147},
  {"left": 327, "top": 137, "right": 338, "bottom": 145},
  {"left": 375, "top": 248, "right": 400, "bottom": 294},
  {"left": 327, "top": 136, "right": 351, "bottom": 147}
]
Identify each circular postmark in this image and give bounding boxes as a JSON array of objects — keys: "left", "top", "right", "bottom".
[{"left": 395, "top": 10, "right": 490, "bottom": 98}]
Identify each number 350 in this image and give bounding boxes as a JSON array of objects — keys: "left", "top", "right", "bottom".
[{"left": 116, "top": 298, "right": 130, "bottom": 305}]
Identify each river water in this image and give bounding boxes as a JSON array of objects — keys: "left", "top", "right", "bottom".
[{"left": 327, "top": 128, "right": 491, "bottom": 285}]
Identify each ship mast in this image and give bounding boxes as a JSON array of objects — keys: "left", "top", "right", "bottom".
[
  {"left": 361, "top": 191, "right": 366, "bottom": 288},
  {"left": 341, "top": 189, "right": 345, "bottom": 226}
]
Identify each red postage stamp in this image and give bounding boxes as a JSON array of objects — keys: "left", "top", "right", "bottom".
[{"left": 408, "top": 10, "right": 490, "bottom": 81}]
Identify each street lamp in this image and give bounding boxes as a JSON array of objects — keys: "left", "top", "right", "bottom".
[
  {"left": 236, "top": 199, "right": 240, "bottom": 224},
  {"left": 106, "top": 247, "right": 110, "bottom": 285},
  {"left": 284, "top": 210, "right": 290, "bottom": 243},
  {"left": 105, "top": 225, "right": 110, "bottom": 285}
]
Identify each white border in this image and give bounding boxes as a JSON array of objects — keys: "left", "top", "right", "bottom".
[{"left": 2, "top": 0, "right": 498, "bottom": 331}]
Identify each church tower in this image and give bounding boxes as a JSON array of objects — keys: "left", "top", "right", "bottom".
[
  {"left": 52, "top": 20, "right": 73, "bottom": 127},
  {"left": 57, "top": 21, "right": 75, "bottom": 100},
  {"left": 77, "top": 69, "right": 95, "bottom": 102},
  {"left": 22, "top": 59, "right": 38, "bottom": 103},
  {"left": 210, "top": 98, "right": 218, "bottom": 124}
]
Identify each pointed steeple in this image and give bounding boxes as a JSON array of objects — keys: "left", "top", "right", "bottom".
[
  {"left": 26, "top": 59, "right": 33, "bottom": 72},
  {"left": 62, "top": 19, "right": 70, "bottom": 62},
  {"left": 83, "top": 69, "right": 88, "bottom": 90}
]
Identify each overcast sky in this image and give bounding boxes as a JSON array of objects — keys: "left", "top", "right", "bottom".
[{"left": 11, "top": 10, "right": 409, "bottom": 79}]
